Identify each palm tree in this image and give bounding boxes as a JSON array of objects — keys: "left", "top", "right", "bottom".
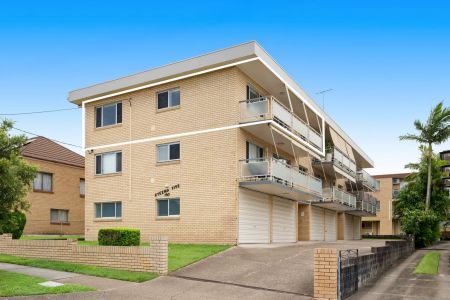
[{"left": 400, "top": 102, "right": 450, "bottom": 210}]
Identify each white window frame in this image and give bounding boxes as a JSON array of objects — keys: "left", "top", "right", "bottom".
[
  {"left": 95, "top": 151, "right": 122, "bottom": 175},
  {"left": 95, "top": 102, "right": 122, "bottom": 128},
  {"left": 156, "top": 88, "right": 180, "bottom": 110},
  {"left": 95, "top": 201, "right": 122, "bottom": 219},
  {"left": 156, "top": 198, "right": 180, "bottom": 217},
  {"left": 156, "top": 142, "right": 180, "bottom": 163}
]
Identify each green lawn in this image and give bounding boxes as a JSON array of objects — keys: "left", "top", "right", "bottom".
[
  {"left": 414, "top": 251, "right": 441, "bottom": 275},
  {"left": 168, "top": 244, "right": 231, "bottom": 271},
  {"left": 0, "top": 254, "right": 157, "bottom": 282},
  {"left": 0, "top": 270, "right": 95, "bottom": 297}
]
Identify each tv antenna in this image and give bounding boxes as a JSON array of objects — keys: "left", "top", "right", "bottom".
[{"left": 316, "top": 89, "right": 333, "bottom": 110}]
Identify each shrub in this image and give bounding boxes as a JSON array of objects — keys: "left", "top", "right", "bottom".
[
  {"left": 98, "top": 228, "right": 140, "bottom": 246},
  {"left": 1, "top": 211, "right": 27, "bottom": 239}
]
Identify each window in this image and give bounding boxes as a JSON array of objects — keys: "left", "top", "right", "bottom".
[
  {"left": 80, "top": 179, "right": 85, "bottom": 197},
  {"left": 95, "top": 102, "right": 122, "bottom": 128},
  {"left": 157, "top": 88, "right": 180, "bottom": 110},
  {"left": 95, "top": 202, "right": 122, "bottom": 219},
  {"left": 246, "top": 85, "right": 261, "bottom": 100},
  {"left": 95, "top": 152, "right": 122, "bottom": 175},
  {"left": 362, "top": 221, "right": 372, "bottom": 229},
  {"left": 51, "top": 209, "right": 69, "bottom": 223},
  {"left": 33, "top": 172, "right": 52, "bottom": 192},
  {"left": 157, "top": 142, "right": 180, "bottom": 162},
  {"left": 246, "top": 141, "right": 264, "bottom": 160},
  {"left": 157, "top": 198, "right": 180, "bottom": 217}
]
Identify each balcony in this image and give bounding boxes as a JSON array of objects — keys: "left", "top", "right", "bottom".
[
  {"left": 239, "top": 96, "right": 323, "bottom": 151},
  {"left": 392, "top": 190, "right": 400, "bottom": 199},
  {"left": 313, "top": 186, "right": 357, "bottom": 212},
  {"left": 312, "top": 147, "right": 356, "bottom": 181},
  {"left": 356, "top": 169, "right": 380, "bottom": 191},
  {"left": 348, "top": 192, "right": 378, "bottom": 216},
  {"left": 239, "top": 158, "right": 323, "bottom": 201}
]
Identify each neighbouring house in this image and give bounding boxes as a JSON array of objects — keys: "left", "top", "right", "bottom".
[
  {"left": 21, "top": 136, "right": 85, "bottom": 235},
  {"left": 361, "top": 173, "right": 409, "bottom": 235},
  {"left": 68, "top": 41, "right": 379, "bottom": 244},
  {"left": 440, "top": 150, "right": 450, "bottom": 196}
]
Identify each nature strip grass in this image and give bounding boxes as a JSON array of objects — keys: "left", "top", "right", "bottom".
[{"left": 414, "top": 251, "right": 441, "bottom": 275}]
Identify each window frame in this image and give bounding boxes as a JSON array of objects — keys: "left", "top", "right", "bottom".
[
  {"left": 50, "top": 208, "right": 69, "bottom": 224},
  {"left": 156, "top": 198, "right": 180, "bottom": 218},
  {"left": 156, "top": 142, "right": 180, "bottom": 163},
  {"left": 95, "top": 151, "right": 122, "bottom": 175},
  {"left": 156, "top": 87, "right": 180, "bottom": 110},
  {"left": 80, "top": 178, "right": 85, "bottom": 197},
  {"left": 246, "top": 141, "right": 264, "bottom": 161},
  {"left": 95, "top": 102, "right": 122, "bottom": 128},
  {"left": 33, "top": 172, "right": 53, "bottom": 193},
  {"left": 94, "top": 201, "right": 122, "bottom": 219}
]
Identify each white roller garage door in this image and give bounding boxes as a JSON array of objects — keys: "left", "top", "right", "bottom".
[
  {"left": 272, "top": 197, "right": 296, "bottom": 243},
  {"left": 353, "top": 216, "right": 361, "bottom": 240},
  {"left": 325, "top": 210, "right": 337, "bottom": 241},
  {"left": 238, "top": 189, "right": 270, "bottom": 243},
  {"left": 310, "top": 206, "right": 325, "bottom": 241},
  {"left": 344, "top": 214, "right": 354, "bottom": 240}
]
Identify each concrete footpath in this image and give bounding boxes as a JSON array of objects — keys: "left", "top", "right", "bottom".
[{"left": 349, "top": 242, "right": 450, "bottom": 300}]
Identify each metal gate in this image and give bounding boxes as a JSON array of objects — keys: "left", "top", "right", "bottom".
[{"left": 338, "top": 249, "right": 359, "bottom": 299}]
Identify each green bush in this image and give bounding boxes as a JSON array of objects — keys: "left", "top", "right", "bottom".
[
  {"left": 0, "top": 211, "right": 27, "bottom": 239},
  {"left": 98, "top": 228, "right": 140, "bottom": 246}
]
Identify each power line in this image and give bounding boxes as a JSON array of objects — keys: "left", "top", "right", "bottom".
[
  {"left": 0, "top": 107, "right": 80, "bottom": 116},
  {"left": 12, "top": 126, "right": 82, "bottom": 148}
]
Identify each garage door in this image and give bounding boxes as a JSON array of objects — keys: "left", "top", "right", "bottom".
[
  {"left": 353, "top": 216, "right": 361, "bottom": 240},
  {"left": 310, "top": 206, "right": 325, "bottom": 241},
  {"left": 238, "top": 189, "right": 270, "bottom": 243},
  {"left": 325, "top": 210, "right": 337, "bottom": 241},
  {"left": 272, "top": 197, "right": 296, "bottom": 243},
  {"left": 344, "top": 214, "right": 354, "bottom": 240}
]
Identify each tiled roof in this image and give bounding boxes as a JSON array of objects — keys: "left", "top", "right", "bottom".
[{"left": 21, "top": 136, "right": 84, "bottom": 168}]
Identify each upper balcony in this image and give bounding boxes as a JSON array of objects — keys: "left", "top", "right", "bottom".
[
  {"left": 239, "top": 96, "right": 323, "bottom": 152},
  {"left": 312, "top": 147, "right": 356, "bottom": 181},
  {"left": 356, "top": 169, "right": 380, "bottom": 192},
  {"left": 312, "top": 186, "right": 357, "bottom": 212},
  {"left": 349, "top": 191, "right": 378, "bottom": 216},
  {"left": 239, "top": 157, "right": 323, "bottom": 202}
]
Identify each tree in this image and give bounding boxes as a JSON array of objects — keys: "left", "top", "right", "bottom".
[
  {"left": 0, "top": 119, "right": 37, "bottom": 232},
  {"left": 400, "top": 102, "right": 450, "bottom": 210},
  {"left": 395, "top": 149, "right": 450, "bottom": 247}
]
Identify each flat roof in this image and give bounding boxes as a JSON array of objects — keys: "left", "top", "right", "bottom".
[{"left": 68, "top": 41, "right": 374, "bottom": 166}]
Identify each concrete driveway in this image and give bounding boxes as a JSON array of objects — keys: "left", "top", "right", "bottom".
[{"left": 171, "top": 239, "right": 388, "bottom": 297}]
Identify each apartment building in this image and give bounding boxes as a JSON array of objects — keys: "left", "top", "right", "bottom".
[
  {"left": 361, "top": 173, "right": 409, "bottom": 235},
  {"left": 68, "top": 41, "right": 378, "bottom": 244},
  {"left": 22, "top": 136, "right": 85, "bottom": 235},
  {"left": 440, "top": 150, "right": 450, "bottom": 196}
]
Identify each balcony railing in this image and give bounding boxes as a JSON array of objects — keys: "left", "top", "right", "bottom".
[
  {"left": 356, "top": 169, "right": 380, "bottom": 191},
  {"left": 239, "top": 158, "right": 323, "bottom": 196},
  {"left": 322, "top": 186, "right": 356, "bottom": 207},
  {"left": 239, "top": 96, "right": 323, "bottom": 151},
  {"left": 356, "top": 191, "right": 378, "bottom": 215},
  {"left": 313, "top": 147, "right": 356, "bottom": 178}
]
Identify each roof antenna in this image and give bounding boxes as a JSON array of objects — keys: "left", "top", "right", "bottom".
[{"left": 316, "top": 89, "right": 333, "bottom": 111}]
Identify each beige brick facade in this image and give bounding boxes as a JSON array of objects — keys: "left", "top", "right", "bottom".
[
  {"left": 314, "top": 248, "right": 338, "bottom": 300},
  {"left": 23, "top": 158, "right": 85, "bottom": 235}
]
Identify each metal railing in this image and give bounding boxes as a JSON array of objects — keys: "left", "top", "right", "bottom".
[
  {"left": 356, "top": 192, "right": 378, "bottom": 214},
  {"left": 323, "top": 186, "right": 356, "bottom": 207},
  {"left": 239, "top": 158, "right": 323, "bottom": 196},
  {"left": 239, "top": 96, "right": 323, "bottom": 151},
  {"left": 356, "top": 169, "right": 380, "bottom": 191}
]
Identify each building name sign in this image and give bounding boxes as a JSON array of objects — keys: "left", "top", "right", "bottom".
[{"left": 154, "top": 184, "right": 180, "bottom": 197}]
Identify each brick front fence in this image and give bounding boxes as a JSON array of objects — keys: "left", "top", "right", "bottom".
[
  {"left": 314, "top": 238, "right": 415, "bottom": 300},
  {"left": 0, "top": 234, "right": 168, "bottom": 275}
]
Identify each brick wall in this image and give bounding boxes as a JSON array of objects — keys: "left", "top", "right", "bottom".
[
  {"left": 314, "top": 238, "right": 414, "bottom": 300},
  {"left": 0, "top": 234, "right": 168, "bottom": 275}
]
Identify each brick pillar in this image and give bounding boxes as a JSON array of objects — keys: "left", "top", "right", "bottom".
[
  {"left": 149, "top": 236, "right": 168, "bottom": 275},
  {"left": 314, "top": 248, "right": 338, "bottom": 300}
]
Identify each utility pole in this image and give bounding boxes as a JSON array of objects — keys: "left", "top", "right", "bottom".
[{"left": 316, "top": 89, "right": 333, "bottom": 111}]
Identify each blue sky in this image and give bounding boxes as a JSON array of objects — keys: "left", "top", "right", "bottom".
[{"left": 1, "top": 1, "right": 449, "bottom": 174}]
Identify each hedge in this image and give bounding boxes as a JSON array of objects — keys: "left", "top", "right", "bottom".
[
  {"left": 98, "top": 228, "right": 140, "bottom": 246},
  {"left": 1, "top": 211, "right": 27, "bottom": 239}
]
